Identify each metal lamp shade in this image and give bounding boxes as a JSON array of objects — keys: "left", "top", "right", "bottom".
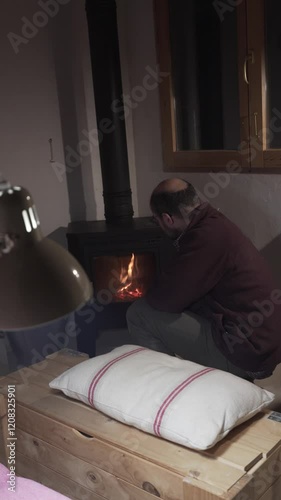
[{"left": 0, "top": 182, "right": 93, "bottom": 330}]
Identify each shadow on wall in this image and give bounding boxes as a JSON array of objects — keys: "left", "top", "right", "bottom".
[
  {"left": 48, "top": 226, "right": 68, "bottom": 249},
  {"left": 204, "top": 179, "right": 281, "bottom": 287},
  {"left": 51, "top": 3, "right": 97, "bottom": 222},
  {"left": 261, "top": 234, "right": 281, "bottom": 288}
]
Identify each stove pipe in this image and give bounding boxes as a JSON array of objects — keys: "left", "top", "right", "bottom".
[{"left": 85, "top": 0, "right": 134, "bottom": 225}]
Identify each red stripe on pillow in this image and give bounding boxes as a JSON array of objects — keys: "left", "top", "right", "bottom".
[
  {"left": 88, "top": 347, "right": 146, "bottom": 407},
  {"left": 153, "top": 367, "right": 215, "bottom": 436}
]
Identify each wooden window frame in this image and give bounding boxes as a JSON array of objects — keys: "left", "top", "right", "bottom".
[
  {"left": 154, "top": 0, "right": 281, "bottom": 172},
  {"left": 247, "top": 0, "right": 281, "bottom": 169}
]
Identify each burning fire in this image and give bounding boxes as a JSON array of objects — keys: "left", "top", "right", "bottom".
[{"left": 116, "top": 253, "right": 143, "bottom": 301}]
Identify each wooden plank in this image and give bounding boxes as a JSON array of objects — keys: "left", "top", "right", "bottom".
[
  {"left": 24, "top": 358, "right": 75, "bottom": 378},
  {"left": 0, "top": 381, "right": 51, "bottom": 406},
  {"left": 259, "top": 475, "right": 281, "bottom": 500},
  {"left": 0, "top": 393, "right": 7, "bottom": 465},
  {"left": 1, "top": 377, "right": 247, "bottom": 493},
  {"left": 0, "top": 359, "right": 70, "bottom": 389},
  {"left": 163, "top": 150, "right": 245, "bottom": 172},
  {"left": 16, "top": 452, "right": 104, "bottom": 500},
  {"left": 264, "top": 150, "right": 281, "bottom": 168},
  {"left": 0, "top": 374, "right": 24, "bottom": 391},
  {"left": 183, "top": 477, "right": 228, "bottom": 500},
  {"left": 46, "top": 348, "right": 89, "bottom": 367},
  {"left": 0, "top": 351, "right": 86, "bottom": 392},
  {"left": 237, "top": 0, "right": 251, "bottom": 169},
  {"left": 2, "top": 365, "right": 280, "bottom": 496},
  {"left": 204, "top": 438, "right": 262, "bottom": 472},
  {"left": 16, "top": 405, "right": 184, "bottom": 500},
  {"left": 0, "top": 369, "right": 55, "bottom": 391},
  {"left": 0, "top": 350, "right": 87, "bottom": 389},
  {"left": 226, "top": 445, "right": 281, "bottom": 500},
  {"left": 3, "top": 353, "right": 281, "bottom": 498},
  {"left": 225, "top": 413, "right": 281, "bottom": 457},
  {"left": 247, "top": 0, "right": 267, "bottom": 167},
  {"left": 0, "top": 425, "right": 6, "bottom": 465},
  {"left": 0, "top": 392, "right": 7, "bottom": 419},
  {"left": 0, "top": 358, "right": 75, "bottom": 396},
  {"left": 27, "top": 394, "right": 246, "bottom": 493},
  {"left": 16, "top": 428, "right": 164, "bottom": 500}
]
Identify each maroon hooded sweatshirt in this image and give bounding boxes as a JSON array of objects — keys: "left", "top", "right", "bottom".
[{"left": 146, "top": 203, "right": 281, "bottom": 372}]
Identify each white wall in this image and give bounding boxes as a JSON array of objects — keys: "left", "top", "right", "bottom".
[
  {"left": 0, "top": 0, "right": 139, "bottom": 233},
  {"left": 0, "top": 0, "right": 71, "bottom": 236},
  {"left": 123, "top": 0, "right": 281, "bottom": 269}
]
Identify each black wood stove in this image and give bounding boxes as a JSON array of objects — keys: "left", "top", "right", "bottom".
[{"left": 67, "top": 0, "right": 175, "bottom": 356}]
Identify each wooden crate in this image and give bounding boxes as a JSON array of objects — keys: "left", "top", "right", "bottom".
[{"left": 1, "top": 349, "right": 281, "bottom": 500}]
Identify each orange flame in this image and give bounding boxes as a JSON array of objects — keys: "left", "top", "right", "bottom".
[{"left": 116, "top": 253, "right": 143, "bottom": 301}]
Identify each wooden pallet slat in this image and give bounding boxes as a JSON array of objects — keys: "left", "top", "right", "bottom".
[
  {"left": 16, "top": 453, "right": 107, "bottom": 500},
  {"left": 204, "top": 439, "right": 263, "bottom": 472},
  {"left": 46, "top": 348, "right": 89, "bottom": 367},
  {"left": 16, "top": 406, "right": 184, "bottom": 500},
  {"left": 2, "top": 350, "right": 281, "bottom": 499},
  {"left": 28, "top": 393, "right": 246, "bottom": 492},
  {"left": 16, "top": 428, "right": 164, "bottom": 500}
]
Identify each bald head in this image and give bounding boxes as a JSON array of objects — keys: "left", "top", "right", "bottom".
[
  {"left": 150, "top": 178, "right": 200, "bottom": 218},
  {"left": 153, "top": 178, "right": 189, "bottom": 196}
]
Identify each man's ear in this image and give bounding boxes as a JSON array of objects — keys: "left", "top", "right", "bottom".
[{"left": 162, "top": 213, "right": 173, "bottom": 225}]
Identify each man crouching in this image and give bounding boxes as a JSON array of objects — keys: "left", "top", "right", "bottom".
[{"left": 127, "top": 178, "right": 281, "bottom": 381}]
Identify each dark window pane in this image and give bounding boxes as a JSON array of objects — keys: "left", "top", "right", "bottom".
[
  {"left": 265, "top": 0, "right": 281, "bottom": 148},
  {"left": 169, "top": 0, "right": 240, "bottom": 151}
]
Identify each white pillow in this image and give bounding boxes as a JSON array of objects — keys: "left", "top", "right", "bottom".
[{"left": 49, "top": 345, "right": 274, "bottom": 450}]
